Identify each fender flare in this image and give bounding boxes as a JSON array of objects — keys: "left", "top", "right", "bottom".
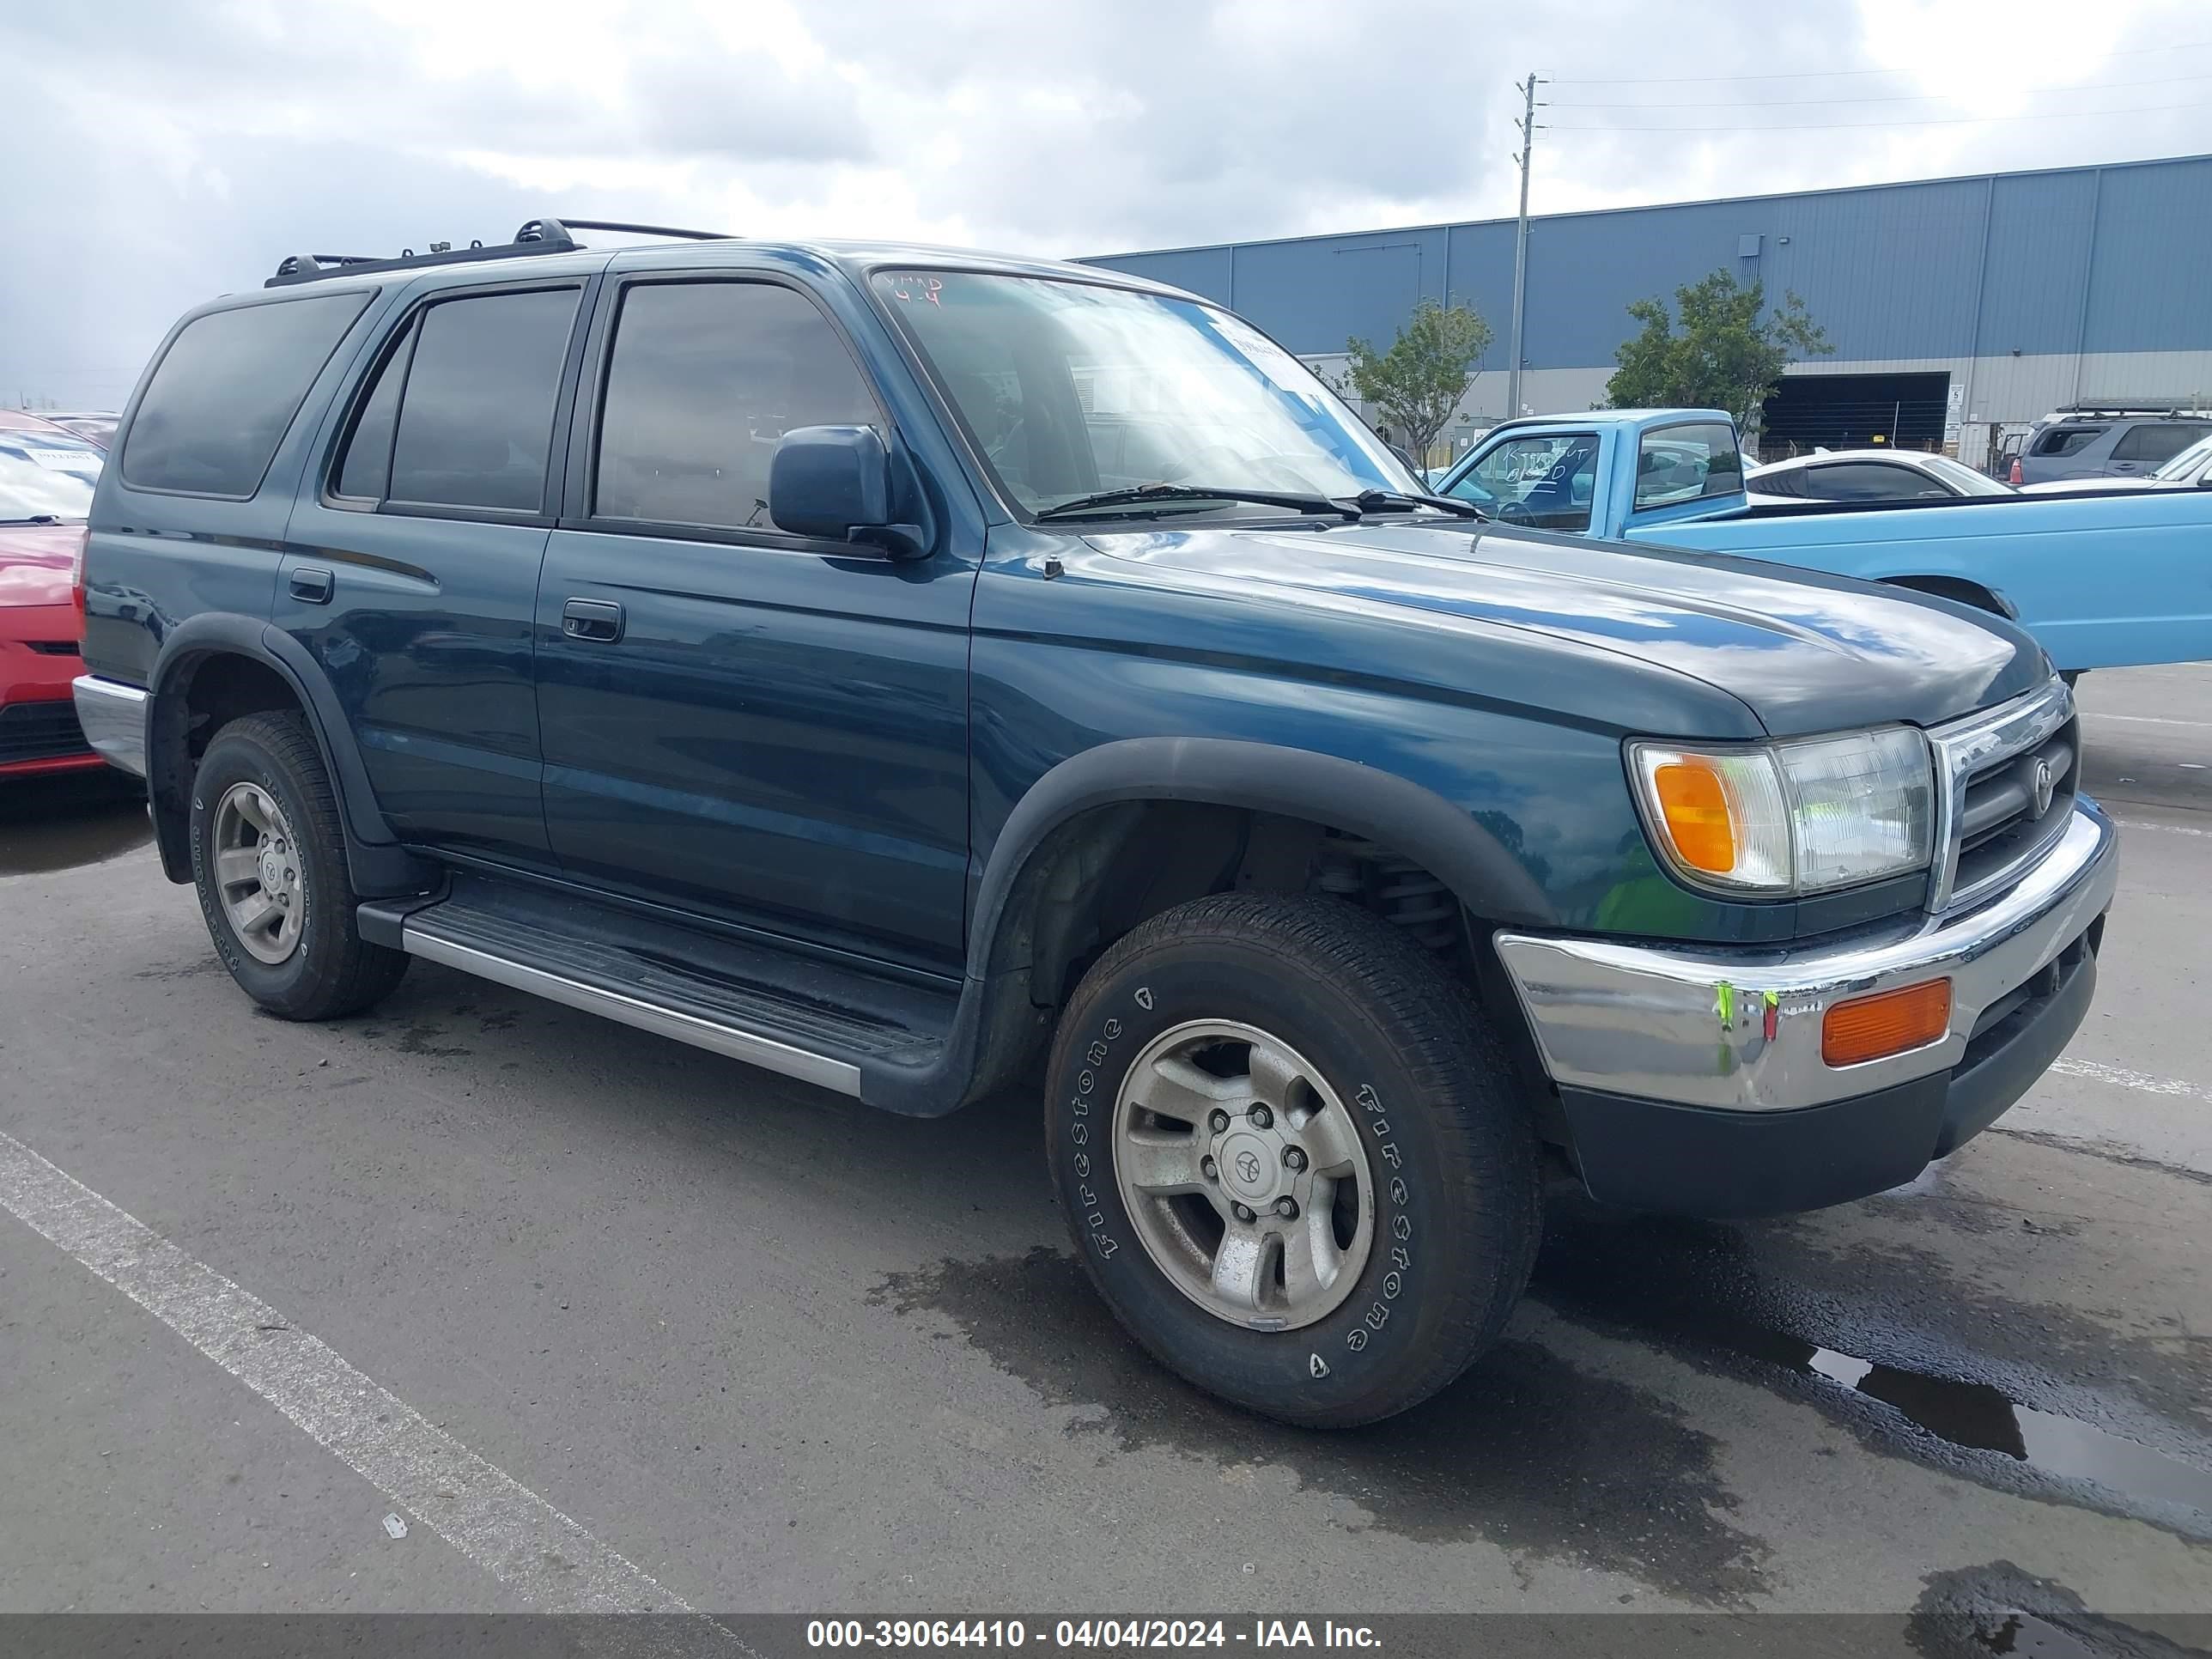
[
  {"left": 966, "top": 737, "right": 1558, "bottom": 977},
  {"left": 146, "top": 616, "right": 428, "bottom": 895}
]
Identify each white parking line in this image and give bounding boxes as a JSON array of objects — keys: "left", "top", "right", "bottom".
[
  {"left": 0, "top": 1127, "right": 707, "bottom": 1618},
  {"left": 2050, "top": 1056, "right": 2212, "bottom": 1106},
  {"left": 2114, "top": 817, "right": 2211, "bottom": 839}
]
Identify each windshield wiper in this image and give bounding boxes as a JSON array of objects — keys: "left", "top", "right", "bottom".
[
  {"left": 1034, "top": 483, "right": 1362, "bottom": 522},
  {"left": 0, "top": 514, "right": 65, "bottom": 526},
  {"left": 1349, "top": 489, "right": 1487, "bottom": 521}
]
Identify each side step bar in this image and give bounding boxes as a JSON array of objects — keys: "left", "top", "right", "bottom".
[
  {"left": 400, "top": 927, "right": 863, "bottom": 1095},
  {"left": 362, "top": 876, "right": 962, "bottom": 1102}
]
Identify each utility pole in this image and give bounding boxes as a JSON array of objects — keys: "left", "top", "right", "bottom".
[{"left": 1506, "top": 72, "right": 1546, "bottom": 421}]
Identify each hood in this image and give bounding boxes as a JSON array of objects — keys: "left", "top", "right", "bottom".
[
  {"left": 1091, "top": 519, "right": 2045, "bottom": 736},
  {"left": 0, "top": 520, "right": 81, "bottom": 616}
]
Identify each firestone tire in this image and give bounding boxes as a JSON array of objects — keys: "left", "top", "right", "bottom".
[
  {"left": 189, "top": 710, "right": 410, "bottom": 1021},
  {"left": 1044, "top": 891, "right": 1541, "bottom": 1428}
]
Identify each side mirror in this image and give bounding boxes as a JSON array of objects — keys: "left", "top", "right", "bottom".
[
  {"left": 769, "top": 425, "right": 932, "bottom": 560},
  {"left": 1388, "top": 443, "right": 1422, "bottom": 473}
]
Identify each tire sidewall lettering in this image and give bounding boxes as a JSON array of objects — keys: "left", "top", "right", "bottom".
[{"left": 1052, "top": 963, "right": 1425, "bottom": 1388}]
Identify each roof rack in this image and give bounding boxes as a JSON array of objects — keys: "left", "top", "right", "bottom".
[
  {"left": 265, "top": 216, "right": 734, "bottom": 288},
  {"left": 2045, "top": 404, "right": 2212, "bottom": 420}
]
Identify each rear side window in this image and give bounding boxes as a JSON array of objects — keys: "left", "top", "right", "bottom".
[
  {"left": 592, "top": 281, "right": 877, "bottom": 531},
  {"left": 2032, "top": 426, "right": 2103, "bottom": 458},
  {"left": 378, "top": 288, "right": 580, "bottom": 513},
  {"left": 1749, "top": 465, "right": 1807, "bottom": 498},
  {"left": 1634, "top": 421, "right": 1743, "bottom": 508},
  {"left": 121, "top": 292, "right": 370, "bottom": 496},
  {"left": 2113, "top": 422, "right": 2211, "bottom": 465},
  {"left": 1800, "top": 462, "right": 1942, "bottom": 501}
]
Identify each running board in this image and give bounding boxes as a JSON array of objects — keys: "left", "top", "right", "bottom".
[{"left": 363, "top": 877, "right": 957, "bottom": 1099}]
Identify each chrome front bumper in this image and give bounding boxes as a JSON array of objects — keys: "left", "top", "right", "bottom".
[
  {"left": 1494, "top": 803, "right": 2118, "bottom": 1113},
  {"left": 70, "top": 675, "right": 149, "bottom": 778}
]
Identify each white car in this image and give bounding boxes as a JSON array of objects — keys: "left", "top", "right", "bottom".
[
  {"left": 2018, "top": 432, "right": 2212, "bottom": 495},
  {"left": 1745, "top": 449, "right": 2016, "bottom": 506}
]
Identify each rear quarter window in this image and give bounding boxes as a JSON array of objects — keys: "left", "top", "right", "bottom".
[
  {"left": 120, "top": 292, "right": 372, "bottom": 496},
  {"left": 2031, "top": 426, "right": 2103, "bottom": 458}
]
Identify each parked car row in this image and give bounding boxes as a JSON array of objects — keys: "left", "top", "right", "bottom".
[
  {"left": 0, "top": 410, "right": 110, "bottom": 780},
  {"left": 1435, "top": 409, "right": 2212, "bottom": 675}
]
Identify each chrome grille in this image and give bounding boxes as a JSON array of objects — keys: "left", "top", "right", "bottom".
[{"left": 1926, "top": 680, "right": 2077, "bottom": 914}]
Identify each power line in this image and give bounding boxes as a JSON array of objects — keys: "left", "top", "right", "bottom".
[
  {"left": 1550, "top": 40, "right": 2212, "bottom": 85},
  {"left": 1552, "top": 70, "right": 2212, "bottom": 109},
  {"left": 1551, "top": 100, "right": 2212, "bottom": 133}
]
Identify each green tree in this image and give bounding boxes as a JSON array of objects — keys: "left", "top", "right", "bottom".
[
  {"left": 1340, "top": 298, "right": 1494, "bottom": 465},
  {"left": 1605, "top": 269, "right": 1832, "bottom": 423}
]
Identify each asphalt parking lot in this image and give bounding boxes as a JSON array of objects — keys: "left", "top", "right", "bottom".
[{"left": 1, "top": 667, "right": 2208, "bottom": 1640}]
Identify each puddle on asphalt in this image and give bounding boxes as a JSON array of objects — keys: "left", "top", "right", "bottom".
[
  {"left": 1705, "top": 1321, "right": 2212, "bottom": 1522},
  {"left": 0, "top": 776, "right": 152, "bottom": 876},
  {"left": 1909, "top": 1561, "right": 2212, "bottom": 1659},
  {"left": 1530, "top": 1200, "right": 2212, "bottom": 1538}
]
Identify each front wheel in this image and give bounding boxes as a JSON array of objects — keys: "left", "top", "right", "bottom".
[{"left": 1045, "top": 893, "right": 1541, "bottom": 1427}]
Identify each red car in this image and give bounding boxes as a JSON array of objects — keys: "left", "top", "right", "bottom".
[{"left": 1, "top": 410, "right": 108, "bottom": 778}]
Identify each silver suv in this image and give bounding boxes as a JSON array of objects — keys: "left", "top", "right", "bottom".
[{"left": 2013, "top": 410, "right": 2211, "bottom": 485}]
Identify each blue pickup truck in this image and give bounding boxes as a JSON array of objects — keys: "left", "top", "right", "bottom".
[
  {"left": 75, "top": 222, "right": 2115, "bottom": 1428},
  {"left": 1434, "top": 409, "right": 2212, "bottom": 674}
]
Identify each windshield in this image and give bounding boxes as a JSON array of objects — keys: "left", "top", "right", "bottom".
[
  {"left": 1918, "top": 453, "right": 2015, "bottom": 495},
  {"left": 2153, "top": 433, "right": 2212, "bottom": 482},
  {"left": 873, "top": 270, "right": 1417, "bottom": 516},
  {"left": 0, "top": 428, "right": 102, "bottom": 520}
]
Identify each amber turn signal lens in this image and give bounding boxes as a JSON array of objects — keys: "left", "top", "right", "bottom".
[
  {"left": 1651, "top": 760, "right": 1735, "bottom": 873},
  {"left": 1821, "top": 979, "right": 1953, "bottom": 1067}
]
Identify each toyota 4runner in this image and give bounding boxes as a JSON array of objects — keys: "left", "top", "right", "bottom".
[{"left": 74, "top": 217, "right": 2117, "bottom": 1426}]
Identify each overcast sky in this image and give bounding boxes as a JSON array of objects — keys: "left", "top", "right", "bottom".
[{"left": 5, "top": 0, "right": 2210, "bottom": 409}]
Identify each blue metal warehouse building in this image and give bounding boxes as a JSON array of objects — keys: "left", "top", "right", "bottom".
[{"left": 1079, "top": 152, "right": 2212, "bottom": 468}]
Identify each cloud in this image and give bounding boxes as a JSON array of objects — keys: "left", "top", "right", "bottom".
[{"left": 2, "top": 0, "right": 2206, "bottom": 407}]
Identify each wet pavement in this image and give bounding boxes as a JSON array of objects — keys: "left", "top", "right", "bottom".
[
  {"left": 0, "top": 771, "right": 149, "bottom": 877},
  {"left": 0, "top": 668, "right": 2207, "bottom": 1633}
]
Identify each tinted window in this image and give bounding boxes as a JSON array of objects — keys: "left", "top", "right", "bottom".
[
  {"left": 2032, "top": 426, "right": 2103, "bottom": 458},
  {"left": 1635, "top": 422, "right": 1742, "bottom": 507},
  {"left": 2113, "top": 422, "right": 2211, "bottom": 465},
  {"left": 595, "top": 282, "right": 876, "bottom": 530},
  {"left": 1748, "top": 464, "right": 1808, "bottom": 497},
  {"left": 334, "top": 324, "right": 412, "bottom": 500},
  {"left": 1449, "top": 433, "right": 1597, "bottom": 532},
  {"left": 389, "top": 289, "right": 579, "bottom": 512},
  {"left": 1801, "top": 461, "right": 1945, "bottom": 501},
  {"left": 121, "top": 292, "right": 370, "bottom": 495}
]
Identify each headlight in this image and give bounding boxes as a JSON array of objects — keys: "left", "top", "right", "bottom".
[{"left": 1628, "top": 726, "right": 1934, "bottom": 896}]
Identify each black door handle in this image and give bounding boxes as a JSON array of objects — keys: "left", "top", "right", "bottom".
[
  {"left": 562, "top": 598, "right": 624, "bottom": 642},
  {"left": 289, "top": 567, "right": 334, "bottom": 605}
]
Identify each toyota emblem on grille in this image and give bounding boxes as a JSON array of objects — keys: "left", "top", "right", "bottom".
[{"left": 2030, "top": 757, "right": 2057, "bottom": 818}]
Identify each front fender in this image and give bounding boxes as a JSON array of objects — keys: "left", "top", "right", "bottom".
[{"left": 967, "top": 736, "right": 1559, "bottom": 976}]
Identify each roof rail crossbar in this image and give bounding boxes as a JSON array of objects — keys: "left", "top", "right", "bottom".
[
  {"left": 546, "top": 217, "right": 734, "bottom": 241},
  {"left": 266, "top": 215, "right": 736, "bottom": 288}
]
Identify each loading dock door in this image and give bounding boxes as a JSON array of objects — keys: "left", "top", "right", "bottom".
[{"left": 1760, "top": 371, "right": 1951, "bottom": 454}]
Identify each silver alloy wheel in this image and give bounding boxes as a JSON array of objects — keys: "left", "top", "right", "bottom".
[
  {"left": 1111, "top": 1019, "right": 1376, "bottom": 1332},
  {"left": 212, "top": 781, "right": 305, "bottom": 965}
]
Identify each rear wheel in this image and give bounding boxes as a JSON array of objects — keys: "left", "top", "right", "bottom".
[
  {"left": 1045, "top": 892, "right": 1540, "bottom": 1427},
  {"left": 189, "top": 711, "right": 409, "bottom": 1020}
]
